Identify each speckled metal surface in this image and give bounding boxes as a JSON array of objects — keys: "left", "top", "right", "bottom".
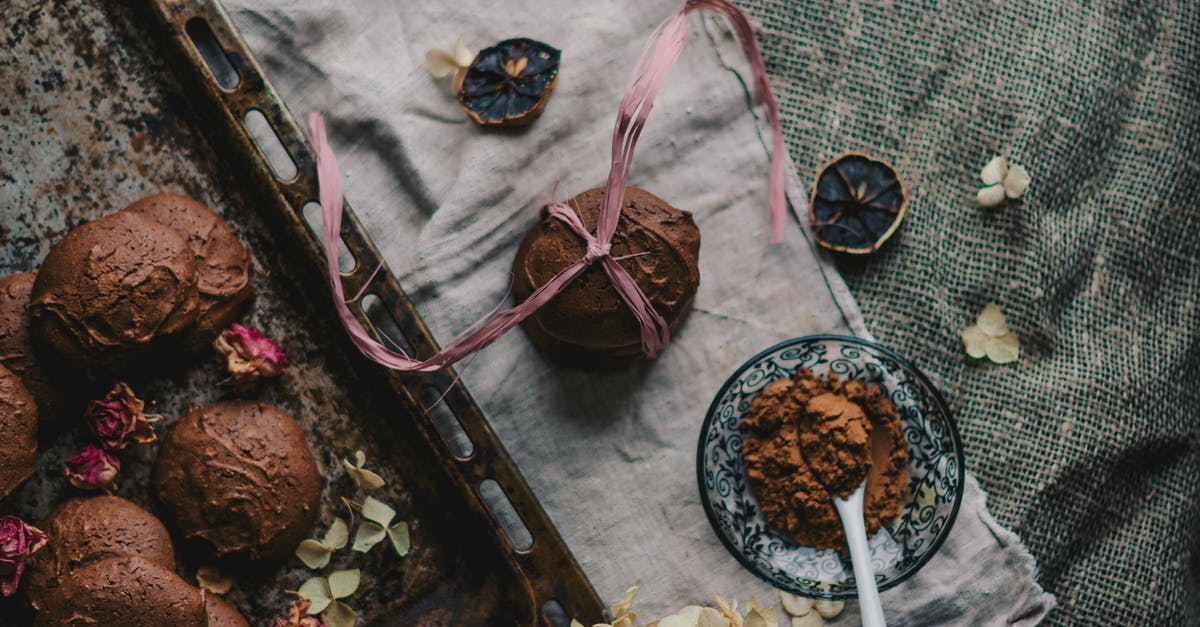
[{"left": 0, "top": 0, "right": 602, "bottom": 624}]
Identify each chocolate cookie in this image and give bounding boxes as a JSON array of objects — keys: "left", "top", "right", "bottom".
[
  {"left": 123, "top": 194, "right": 254, "bottom": 353},
  {"left": 205, "top": 594, "right": 251, "bottom": 627},
  {"left": 29, "top": 211, "right": 200, "bottom": 381},
  {"left": 512, "top": 187, "right": 700, "bottom": 368},
  {"left": 0, "top": 271, "right": 71, "bottom": 422},
  {"left": 153, "top": 400, "right": 321, "bottom": 561},
  {"left": 23, "top": 496, "right": 175, "bottom": 608},
  {"left": 32, "top": 555, "right": 207, "bottom": 627},
  {"left": 0, "top": 363, "right": 37, "bottom": 501}
]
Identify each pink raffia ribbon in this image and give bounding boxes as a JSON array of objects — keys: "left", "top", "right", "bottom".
[{"left": 309, "top": 0, "right": 787, "bottom": 371}]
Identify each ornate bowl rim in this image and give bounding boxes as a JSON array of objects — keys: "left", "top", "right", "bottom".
[{"left": 695, "top": 334, "right": 966, "bottom": 599}]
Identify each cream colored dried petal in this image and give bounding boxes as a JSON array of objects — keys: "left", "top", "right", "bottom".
[
  {"left": 361, "top": 496, "right": 396, "bottom": 527},
  {"left": 297, "top": 577, "right": 333, "bottom": 614},
  {"left": 1004, "top": 164, "right": 1031, "bottom": 198},
  {"left": 295, "top": 539, "right": 334, "bottom": 569},
  {"left": 327, "top": 569, "right": 361, "bottom": 599},
  {"left": 570, "top": 621, "right": 587, "bottom": 627},
  {"left": 699, "top": 606, "right": 732, "bottom": 627},
  {"left": 779, "top": 592, "right": 814, "bottom": 617},
  {"left": 791, "top": 613, "right": 824, "bottom": 627},
  {"left": 976, "top": 184, "right": 1006, "bottom": 207},
  {"left": 980, "top": 155, "right": 1007, "bottom": 185},
  {"left": 452, "top": 35, "right": 474, "bottom": 67},
  {"left": 322, "top": 601, "right": 357, "bottom": 627},
  {"left": 676, "top": 606, "right": 705, "bottom": 622},
  {"left": 611, "top": 586, "right": 639, "bottom": 617},
  {"left": 352, "top": 521, "right": 387, "bottom": 553},
  {"left": 612, "top": 617, "right": 635, "bottom": 627},
  {"left": 986, "top": 333, "right": 1020, "bottom": 364},
  {"left": 325, "top": 517, "right": 350, "bottom": 549},
  {"left": 744, "top": 607, "right": 776, "bottom": 627},
  {"left": 657, "top": 615, "right": 698, "bottom": 627},
  {"left": 425, "top": 48, "right": 459, "bottom": 78},
  {"left": 961, "top": 325, "right": 988, "bottom": 359},
  {"left": 977, "top": 303, "right": 1009, "bottom": 337},
  {"left": 813, "top": 600, "right": 844, "bottom": 619}
]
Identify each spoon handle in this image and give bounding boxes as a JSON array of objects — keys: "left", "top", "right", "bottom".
[{"left": 834, "top": 484, "right": 887, "bottom": 627}]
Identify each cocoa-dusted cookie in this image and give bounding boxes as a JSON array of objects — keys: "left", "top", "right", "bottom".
[
  {"left": 23, "top": 496, "right": 175, "bottom": 608},
  {"left": 205, "top": 594, "right": 251, "bottom": 627},
  {"left": 123, "top": 194, "right": 254, "bottom": 353},
  {"left": 512, "top": 187, "right": 701, "bottom": 368},
  {"left": 153, "top": 400, "right": 321, "bottom": 561},
  {"left": 29, "top": 210, "right": 200, "bottom": 381},
  {"left": 32, "top": 555, "right": 207, "bottom": 627},
  {"left": 0, "top": 363, "right": 37, "bottom": 501},
  {"left": 0, "top": 271, "right": 71, "bottom": 422}
]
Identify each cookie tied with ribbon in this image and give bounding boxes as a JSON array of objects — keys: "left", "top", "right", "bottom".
[{"left": 309, "top": 0, "right": 787, "bottom": 372}]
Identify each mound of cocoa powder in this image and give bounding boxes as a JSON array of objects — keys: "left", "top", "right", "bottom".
[{"left": 741, "top": 368, "right": 908, "bottom": 550}]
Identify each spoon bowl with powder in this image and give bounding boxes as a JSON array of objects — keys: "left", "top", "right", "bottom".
[{"left": 697, "top": 335, "right": 966, "bottom": 601}]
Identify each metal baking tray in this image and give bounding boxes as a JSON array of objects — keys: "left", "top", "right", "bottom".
[{"left": 0, "top": 0, "right": 603, "bottom": 624}]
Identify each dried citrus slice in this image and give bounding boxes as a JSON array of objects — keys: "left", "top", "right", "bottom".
[
  {"left": 458, "top": 38, "right": 560, "bottom": 127},
  {"left": 809, "top": 152, "right": 909, "bottom": 254}
]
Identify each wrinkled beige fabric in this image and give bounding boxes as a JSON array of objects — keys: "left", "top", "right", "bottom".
[{"left": 227, "top": 1, "right": 1055, "bottom": 623}]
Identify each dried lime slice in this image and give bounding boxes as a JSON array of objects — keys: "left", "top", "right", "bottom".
[
  {"left": 458, "top": 38, "right": 560, "bottom": 127},
  {"left": 810, "top": 152, "right": 909, "bottom": 254}
]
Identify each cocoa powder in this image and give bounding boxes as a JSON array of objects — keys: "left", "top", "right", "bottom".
[{"left": 742, "top": 369, "right": 908, "bottom": 550}]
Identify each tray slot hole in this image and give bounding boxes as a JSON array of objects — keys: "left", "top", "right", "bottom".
[
  {"left": 244, "top": 109, "right": 298, "bottom": 182},
  {"left": 543, "top": 600, "right": 571, "bottom": 627},
  {"left": 186, "top": 18, "right": 239, "bottom": 90},
  {"left": 302, "top": 201, "right": 357, "bottom": 273},
  {"left": 360, "top": 293, "right": 414, "bottom": 355},
  {"left": 420, "top": 386, "right": 474, "bottom": 459},
  {"left": 479, "top": 478, "right": 533, "bottom": 551}
]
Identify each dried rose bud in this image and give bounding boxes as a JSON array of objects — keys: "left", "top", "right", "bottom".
[
  {"left": 83, "top": 381, "right": 156, "bottom": 451},
  {"left": 270, "top": 598, "right": 326, "bottom": 627},
  {"left": 64, "top": 444, "right": 120, "bottom": 491},
  {"left": 0, "top": 515, "right": 48, "bottom": 597},
  {"left": 214, "top": 324, "right": 288, "bottom": 384}
]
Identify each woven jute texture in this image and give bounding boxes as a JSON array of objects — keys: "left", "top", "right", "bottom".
[{"left": 738, "top": 0, "right": 1200, "bottom": 624}]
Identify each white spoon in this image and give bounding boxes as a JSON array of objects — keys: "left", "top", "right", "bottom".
[{"left": 832, "top": 481, "right": 886, "bottom": 627}]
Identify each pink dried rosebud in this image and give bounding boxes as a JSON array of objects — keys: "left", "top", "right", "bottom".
[
  {"left": 64, "top": 444, "right": 120, "bottom": 491},
  {"left": 0, "top": 515, "right": 48, "bottom": 597},
  {"left": 270, "top": 598, "right": 326, "bottom": 627},
  {"left": 214, "top": 324, "right": 288, "bottom": 384},
  {"left": 83, "top": 381, "right": 157, "bottom": 451}
]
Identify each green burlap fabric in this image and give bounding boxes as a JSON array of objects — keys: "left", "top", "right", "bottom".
[{"left": 738, "top": 0, "right": 1200, "bottom": 624}]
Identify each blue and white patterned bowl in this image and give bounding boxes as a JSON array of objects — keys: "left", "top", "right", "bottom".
[{"left": 696, "top": 335, "right": 965, "bottom": 599}]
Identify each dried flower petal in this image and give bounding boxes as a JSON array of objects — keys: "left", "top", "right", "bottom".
[
  {"left": 425, "top": 48, "right": 459, "bottom": 78},
  {"left": 961, "top": 325, "right": 989, "bottom": 359},
  {"left": 327, "top": 569, "right": 360, "bottom": 599},
  {"left": 386, "top": 521, "right": 410, "bottom": 557},
  {"left": 214, "top": 323, "right": 288, "bottom": 385},
  {"left": 296, "top": 516, "right": 351, "bottom": 568},
  {"left": 341, "top": 450, "right": 385, "bottom": 491},
  {"left": 64, "top": 444, "right": 119, "bottom": 490},
  {"left": 0, "top": 516, "right": 48, "bottom": 597},
  {"left": 976, "top": 184, "right": 1007, "bottom": 208},
  {"left": 980, "top": 155, "right": 1008, "bottom": 185},
  {"left": 790, "top": 613, "right": 823, "bottom": 627},
  {"left": 361, "top": 496, "right": 396, "bottom": 527},
  {"left": 985, "top": 333, "right": 1021, "bottom": 364},
  {"left": 976, "top": 303, "right": 1009, "bottom": 337},
  {"left": 83, "top": 381, "right": 156, "bottom": 451},
  {"left": 699, "top": 606, "right": 733, "bottom": 627},
  {"left": 779, "top": 592, "right": 813, "bottom": 617},
  {"left": 1004, "top": 164, "right": 1031, "bottom": 198},
  {"left": 812, "top": 600, "right": 843, "bottom": 619},
  {"left": 321, "top": 601, "right": 356, "bottom": 627},
  {"left": 612, "top": 586, "right": 639, "bottom": 618},
  {"left": 351, "top": 522, "right": 387, "bottom": 553},
  {"left": 298, "top": 577, "right": 334, "bottom": 614}
]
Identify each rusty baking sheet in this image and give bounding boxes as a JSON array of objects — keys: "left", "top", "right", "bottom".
[{"left": 0, "top": 0, "right": 603, "bottom": 624}]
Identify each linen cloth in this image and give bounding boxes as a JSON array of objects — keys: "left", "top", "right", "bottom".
[
  {"left": 737, "top": 0, "right": 1200, "bottom": 624},
  {"left": 225, "top": 1, "right": 1053, "bottom": 624}
]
